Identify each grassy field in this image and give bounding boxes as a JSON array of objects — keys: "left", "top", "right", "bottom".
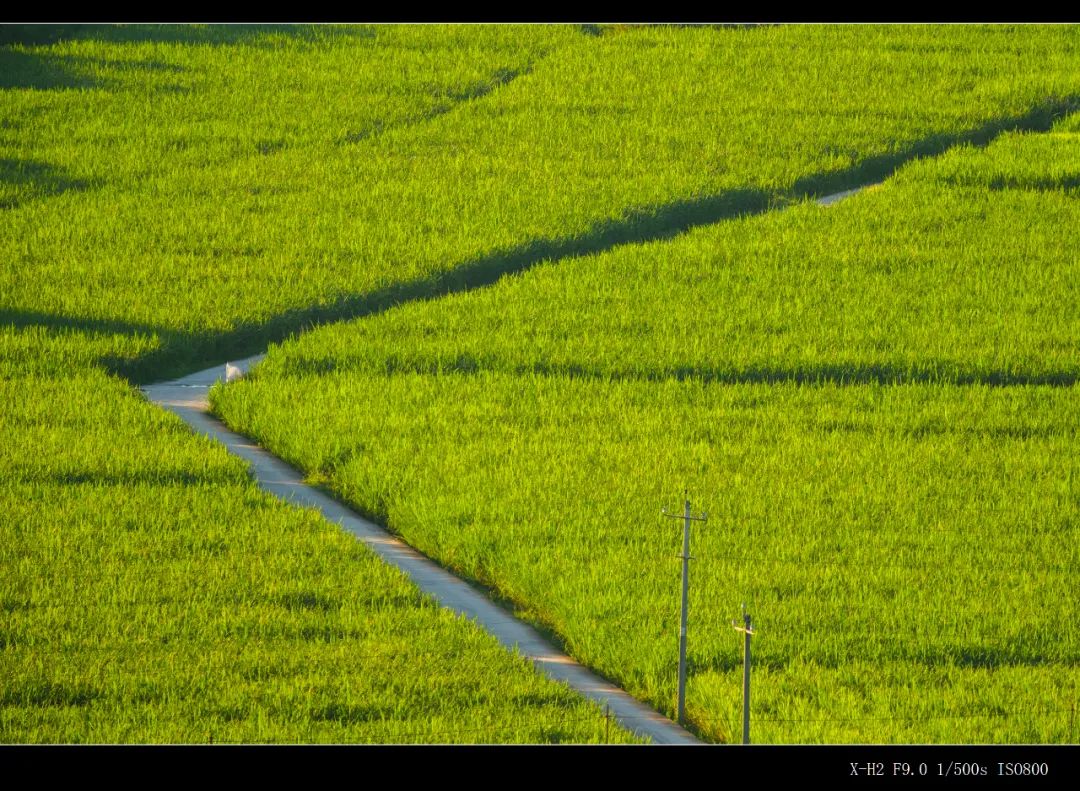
[
  {"left": 242, "top": 126, "right": 1080, "bottom": 386},
  {"left": 0, "top": 351, "right": 637, "bottom": 743},
  {"left": 6, "top": 25, "right": 1080, "bottom": 380},
  {"left": 213, "top": 121, "right": 1080, "bottom": 744},
  {"left": 6, "top": 23, "right": 1080, "bottom": 744},
  {"left": 0, "top": 25, "right": 636, "bottom": 745}
]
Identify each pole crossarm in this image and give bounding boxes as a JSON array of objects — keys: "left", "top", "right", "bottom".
[
  {"left": 660, "top": 496, "right": 706, "bottom": 726},
  {"left": 661, "top": 508, "right": 708, "bottom": 522}
]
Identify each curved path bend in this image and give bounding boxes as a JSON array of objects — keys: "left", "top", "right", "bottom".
[
  {"left": 143, "top": 357, "right": 699, "bottom": 744},
  {"left": 140, "top": 186, "right": 867, "bottom": 746}
]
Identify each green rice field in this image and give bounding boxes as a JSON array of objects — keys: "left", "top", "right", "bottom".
[
  {"left": 0, "top": 342, "right": 638, "bottom": 743},
  {"left": 5, "top": 25, "right": 1080, "bottom": 378},
  {"left": 213, "top": 118, "right": 1080, "bottom": 744},
  {"left": 4, "top": 23, "right": 1080, "bottom": 744}
]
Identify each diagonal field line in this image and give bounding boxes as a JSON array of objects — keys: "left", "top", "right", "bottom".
[
  {"left": 137, "top": 188, "right": 876, "bottom": 743},
  {"left": 142, "top": 357, "right": 698, "bottom": 745},
  {"left": 137, "top": 184, "right": 868, "bottom": 746}
]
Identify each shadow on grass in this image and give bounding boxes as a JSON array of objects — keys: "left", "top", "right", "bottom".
[
  {"left": 0, "top": 26, "right": 370, "bottom": 96},
  {"left": 273, "top": 348, "right": 1080, "bottom": 390},
  {"left": 63, "top": 53, "right": 188, "bottom": 75},
  {"left": 0, "top": 48, "right": 99, "bottom": 90},
  {"left": 918, "top": 644, "right": 1073, "bottom": 670},
  {"left": 951, "top": 174, "right": 1080, "bottom": 193},
  {"left": 0, "top": 680, "right": 103, "bottom": 708},
  {"left": 11, "top": 470, "right": 247, "bottom": 487},
  {"left": 789, "top": 96, "right": 1080, "bottom": 198},
  {"left": 340, "top": 65, "right": 531, "bottom": 145},
  {"left": 0, "top": 307, "right": 166, "bottom": 340},
  {"left": 583, "top": 23, "right": 774, "bottom": 37},
  {"left": 6, "top": 95, "right": 1080, "bottom": 386},
  {"left": 0, "top": 24, "right": 374, "bottom": 49},
  {"left": 0, "top": 158, "right": 96, "bottom": 209},
  {"left": 310, "top": 703, "right": 390, "bottom": 725},
  {"left": 1, "top": 28, "right": 330, "bottom": 93}
]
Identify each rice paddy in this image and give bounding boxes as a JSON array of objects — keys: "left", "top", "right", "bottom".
[{"left": 5, "top": 23, "right": 1080, "bottom": 744}]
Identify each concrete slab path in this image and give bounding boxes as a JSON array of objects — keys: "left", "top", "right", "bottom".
[
  {"left": 138, "top": 184, "right": 870, "bottom": 745},
  {"left": 816, "top": 186, "right": 868, "bottom": 207},
  {"left": 142, "top": 354, "right": 701, "bottom": 745}
]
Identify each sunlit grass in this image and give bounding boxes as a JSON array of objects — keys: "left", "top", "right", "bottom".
[
  {"left": 8, "top": 23, "right": 1080, "bottom": 744},
  {"left": 214, "top": 121, "right": 1080, "bottom": 744},
  {"left": 6, "top": 25, "right": 1080, "bottom": 381},
  {"left": 0, "top": 367, "right": 638, "bottom": 744}
]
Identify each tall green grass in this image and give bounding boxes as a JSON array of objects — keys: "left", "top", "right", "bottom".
[
  {"left": 6, "top": 25, "right": 1080, "bottom": 381},
  {"left": 0, "top": 354, "right": 636, "bottom": 743},
  {"left": 213, "top": 120, "right": 1080, "bottom": 743},
  {"left": 249, "top": 126, "right": 1080, "bottom": 386},
  {"left": 9, "top": 24, "right": 1080, "bottom": 743},
  {"left": 215, "top": 371, "right": 1080, "bottom": 743},
  {"left": 0, "top": 25, "right": 641, "bottom": 744}
]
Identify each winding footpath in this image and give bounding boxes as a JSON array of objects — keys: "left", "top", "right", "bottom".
[
  {"left": 139, "top": 186, "right": 868, "bottom": 745},
  {"left": 142, "top": 355, "right": 699, "bottom": 744}
]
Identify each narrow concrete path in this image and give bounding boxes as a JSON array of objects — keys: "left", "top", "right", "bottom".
[
  {"left": 816, "top": 186, "right": 868, "bottom": 206},
  {"left": 142, "top": 354, "right": 700, "bottom": 745},
  {"left": 139, "top": 184, "right": 870, "bottom": 746}
]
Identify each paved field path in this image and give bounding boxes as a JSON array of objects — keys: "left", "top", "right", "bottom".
[
  {"left": 139, "top": 185, "right": 868, "bottom": 745},
  {"left": 142, "top": 356, "right": 702, "bottom": 745}
]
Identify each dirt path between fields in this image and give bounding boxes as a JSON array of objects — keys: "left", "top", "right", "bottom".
[{"left": 139, "top": 185, "right": 868, "bottom": 745}]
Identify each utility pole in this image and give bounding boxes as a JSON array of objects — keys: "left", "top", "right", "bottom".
[
  {"left": 662, "top": 493, "right": 707, "bottom": 726},
  {"left": 732, "top": 604, "right": 754, "bottom": 745}
]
